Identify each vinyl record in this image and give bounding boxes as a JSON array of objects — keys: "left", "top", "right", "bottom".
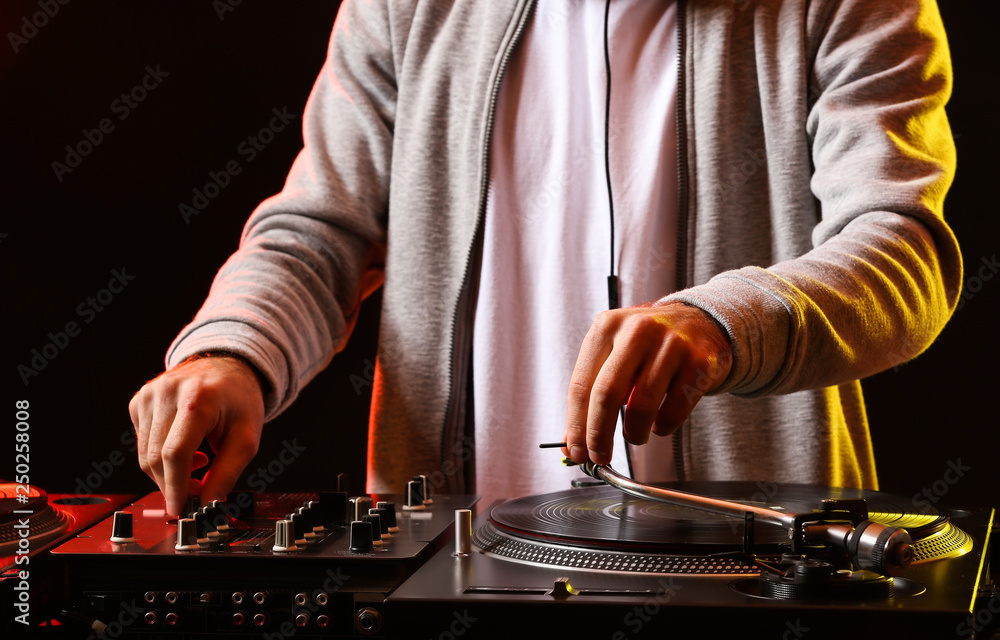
[
  {"left": 488, "top": 482, "right": 951, "bottom": 554},
  {"left": 0, "top": 483, "right": 72, "bottom": 555}
]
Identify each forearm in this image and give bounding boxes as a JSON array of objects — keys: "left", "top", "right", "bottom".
[
  {"left": 166, "top": 0, "right": 395, "bottom": 419},
  {"left": 670, "top": 0, "right": 959, "bottom": 397},
  {"left": 668, "top": 209, "right": 959, "bottom": 396}
]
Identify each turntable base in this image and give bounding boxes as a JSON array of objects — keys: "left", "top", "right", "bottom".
[{"left": 386, "top": 482, "right": 995, "bottom": 639}]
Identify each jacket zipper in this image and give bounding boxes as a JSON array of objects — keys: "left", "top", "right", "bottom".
[
  {"left": 440, "top": 0, "right": 538, "bottom": 491},
  {"left": 672, "top": 0, "right": 689, "bottom": 482}
]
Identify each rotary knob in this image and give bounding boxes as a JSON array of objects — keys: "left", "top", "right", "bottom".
[
  {"left": 349, "top": 496, "right": 373, "bottom": 523},
  {"left": 363, "top": 514, "right": 383, "bottom": 546},
  {"left": 294, "top": 506, "right": 319, "bottom": 539},
  {"left": 272, "top": 519, "right": 298, "bottom": 553},
  {"left": 412, "top": 475, "right": 432, "bottom": 505},
  {"left": 368, "top": 508, "right": 391, "bottom": 538},
  {"left": 206, "top": 500, "right": 230, "bottom": 531},
  {"left": 303, "top": 501, "right": 325, "bottom": 534},
  {"left": 175, "top": 518, "right": 199, "bottom": 551},
  {"left": 288, "top": 512, "right": 309, "bottom": 546},
  {"left": 404, "top": 480, "right": 425, "bottom": 511},
  {"left": 110, "top": 511, "right": 135, "bottom": 543},
  {"left": 376, "top": 501, "right": 399, "bottom": 533},
  {"left": 199, "top": 506, "right": 222, "bottom": 539},
  {"left": 350, "top": 520, "right": 374, "bottom": 553},
  {"left": 193, "top": 511, "right": 213, "bottom": 545}
]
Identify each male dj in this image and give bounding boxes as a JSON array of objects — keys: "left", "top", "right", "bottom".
[{"left": 130, "top": 0, "right": 960, "bottom": 515}]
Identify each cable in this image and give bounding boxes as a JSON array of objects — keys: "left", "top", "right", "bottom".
[
  {"left": 603, "top": 0, "right": 619, "bottom": 311},
  {"left": 602, "top": 0, "right": 633, "bottom": 477}
]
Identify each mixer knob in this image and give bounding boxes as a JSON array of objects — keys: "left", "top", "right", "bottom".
[
  {"left": 272, "top": 519, "right": 298, "bottom": 553},
  {"left": 293, "top": 505, "right": 314, "bottom": 535},
  {"left": 413, "top": 475, "right": 432, "bottom": 505},
  {"left": 304, "top": 501, "right": 328, "bottom": 534},
  {"left": 368, "top": 508, "right": 391, "bottom": 538},
  {"left": 349, "top": 496, "right": 373, "bottom": 522},
  {"left": 110, "top": 511, "right": 135, "bottom": 543},
  {"left": 363, "top": 514, "right": 384, "bottom": 546},
  {"left": 206, "top": 500, "right": 230, "bottom": 531},
  {"left": 403, "top": 480, "right": 426, "bottom": 511},
  {"left": 198, "top": 507, "right": 221, "bottom": 539},
  {"left": 350, "top": 520, "right": 374, "bottom": 553},
  {"left": 376, "top": 501, "right": 399, "bottom": 532},
  {"left": 289, "top": 511, "right": 309, "bottom": 546},
  {"left": 193, "top": 512, "right": 212, "bottom": 545},
  {"left": 175, "top": 518, "right": 200, "bottom": 551}
]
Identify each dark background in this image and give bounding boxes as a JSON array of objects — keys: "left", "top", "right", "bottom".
[{"left": 2, "top": 2, "right": 996, "bottom": 511}]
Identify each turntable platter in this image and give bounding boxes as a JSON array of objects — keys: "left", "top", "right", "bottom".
[
  {"left": 482, "top": 482, "right": 968, "bottom": 565},
  {"left": 489, "top": 484, "right": 790, "bottom": 553},
  {"left": 0, "top": 483, "right": 72, "bottom": 555}
]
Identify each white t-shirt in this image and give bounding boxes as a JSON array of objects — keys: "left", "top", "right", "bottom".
[{"left": 473, "top": 0, "right": 679, "bottom": 505}]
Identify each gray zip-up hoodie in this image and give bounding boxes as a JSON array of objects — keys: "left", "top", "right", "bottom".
[{"left": 166, "top": 0, "right": 960, "bottom": 496}]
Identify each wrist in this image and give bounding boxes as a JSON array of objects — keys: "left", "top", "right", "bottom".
[{"left": 184, "top": 351, "right": 271, "bottom": 395}]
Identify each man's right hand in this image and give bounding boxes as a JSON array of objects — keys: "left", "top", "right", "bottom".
[{"left": 129, "top": 354, "right": 265, "bottom": 516}]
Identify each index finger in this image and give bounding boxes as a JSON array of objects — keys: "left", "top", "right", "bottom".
[{"left": 565, "top": 322, "right": 619, "bottom": 464}]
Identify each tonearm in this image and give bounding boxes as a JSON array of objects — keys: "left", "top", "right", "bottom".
[{"left": 580, "top": 462, "right": 913, "bottom": 578}]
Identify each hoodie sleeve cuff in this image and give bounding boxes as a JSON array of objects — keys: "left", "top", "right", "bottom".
[
  {"left": 664, "top": 269, "right": 792, "bottom": 396},
  {"left": 165, "top": 320, "right": 293, "bottom": 421}
]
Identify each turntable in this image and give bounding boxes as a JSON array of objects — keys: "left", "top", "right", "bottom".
[
  {"left": 1, "top": 483, "right": 132, "bottom": 637},
  {"left": 385, "top": 465, "right": 997, "bottom": 639}
]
